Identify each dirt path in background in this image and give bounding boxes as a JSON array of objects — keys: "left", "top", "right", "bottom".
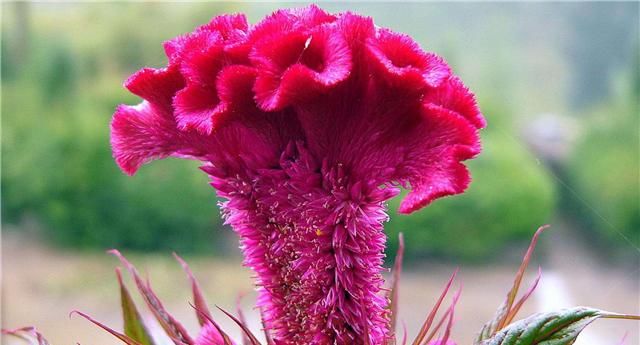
[
  {"left": 538, "top": 219, "right": 640, "bottom": 345},
  {"left": 2, "top": 226, "right": 638, "bottom": 345}
]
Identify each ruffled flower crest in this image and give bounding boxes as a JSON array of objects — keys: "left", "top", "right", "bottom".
[{"left": 110, "top": 5, "right": 484, "bottom": 344}]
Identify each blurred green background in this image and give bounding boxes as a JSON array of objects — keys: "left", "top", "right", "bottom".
[{"left": 2, "top": 2, "right": 638, "bottom": 262}]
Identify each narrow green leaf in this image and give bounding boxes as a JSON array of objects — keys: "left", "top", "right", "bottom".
[
  {"left": 109, "top": 250, "right": 194, "bottom": 345},
  {"left": 117, "top": 268, "right": 156, "bottom": 345},
  {"left": 479, "top": 307, "right": 640, "bottom": 345}
]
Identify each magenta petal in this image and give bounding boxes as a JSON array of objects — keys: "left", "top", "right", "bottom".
[
  {"left": 173, "top": 84, "right": 226, "bottom": 134},
  {"left": 367, "top": 29, "right": 451, "bottom": 89},
  {"left": 425, "top": 75, "right": 486, "bottom": 129},
  {"left": 179, "top": 34, "right": 226, "bottom": 86},
  {"left": 249, "top": 4, "right": 336, "bottom": 43},
  {"left": 124, "top": 66, "right": 184, "bottom": 107},
  {"left": 397, "top": 105, "right": 481, "bottom": 214},
  {"left": 199, "top": 13, "right": 249, "bottom": 42},
  {"left": 164, "top": 15, "right": 247, "bottom": 65},
  {"left": 111, "top": 102, "right": 182, "bottom": 175},
  {"left": 172, "top": 32, "right": 241, "bottom": 134},
  {"left": 111, "top": 100, "right": 212, "bottom": 175},
  {"left": 216, "top": 65, "right": 257, "bottom": 109},
  {"left": 251, "top": 24, "right": 351, "bottom": 111}
]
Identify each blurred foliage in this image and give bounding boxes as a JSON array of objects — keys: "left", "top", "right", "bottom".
[
  {"left": 1, "top": 3, "right": 637, "bottom": 260},
  {"left": 1, "top": 3, "right": 231, "bottom": 253},
  {"left": 564, "top": 71, "right": 640, "bottom": 257},
  {"left": 1, "top": 69, "right": 222, "bottom": 253},
  {"left": 564, "top": 3, "right": 639, "bottom": 108}
]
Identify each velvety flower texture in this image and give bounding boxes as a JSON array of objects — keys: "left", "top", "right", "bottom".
[{"left": 111, "top": 6, "right": 484, "bottom": 345}]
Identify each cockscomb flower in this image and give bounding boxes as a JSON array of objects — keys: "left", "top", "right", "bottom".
[
  {"left": 3, "top": 7, "right": 638, "bottom": 345},
  {"left": 110, "top": 5, "right": 484, "bottom": 344}
]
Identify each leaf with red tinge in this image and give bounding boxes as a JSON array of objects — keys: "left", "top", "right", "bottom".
[
  {"left": 411, "top": 268, "right": 458, "bottom": 345},
  {"left": 71, "top": 311, "right": 142, "bottom": 345},
  {"left": 259, "top": 307, "right": 274, "bottom": 345},
  {"left": 437, "top": 291, "right": 458, "bottom": 345},
  {"left": 117, "top": 268, "right": 156, "bottom": 345},
  {"left": 236, "top": 293, "right": 251, "bottom": 345},
  {"left": 192, "top": 304, "right": 236, "bottom": 345},
  {"left": 2, "top": 327, "right": 51, "bottom": 345},
  {"left": 400, "top": 321, "right": 408, "bottom": 345},
  {"left": 174, "top": 253, "right": 213, "bottom": 327},
  {"left": 217, "top": 306, "right": 262, "bottom": 345},
  {"left": 388, "top": 232, "right": 405, "bottom": 337},
  {"left": 109, "top": 250, "right": 194, "bottom": 345},
  {"left": 617, "top": 332, "right": 629, "bottom": 345},
  {"left": 479, "top": 307, "right": 640, "bottom": 345},
  {"left": 476, "top": 225, "right": 549, "bottom": 342},
  {"left": 502, "top": 267, "right": 541, "bottom": 327},
  {"left": 423, "top": 287, "right": 461, "bottom": 345}
]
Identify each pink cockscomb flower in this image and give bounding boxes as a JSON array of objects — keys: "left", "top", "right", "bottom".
[{"left": 110, "top": 5, "right": 484, "bottom": 344}]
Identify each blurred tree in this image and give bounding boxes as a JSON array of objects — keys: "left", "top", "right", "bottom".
[
  {"left": 564, "top": 70, "right": 639, "bottom": 260},
  {"left": 40, "top": 40, "right": 76, "bottom": 103},
  {"left": 1, "top": 2, "right": 31, "bottom": 81},
  {"left": 565, "top": 2, "right": 639, "bottom": 108},
  {"left": 1, "top": 3, "right": 229, "bottom": 254}
]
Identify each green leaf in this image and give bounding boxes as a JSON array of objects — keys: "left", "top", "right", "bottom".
[
  {"left": 479, "top": 307, "right": 640, "bottom": 345},
  {"left": 117, "top": 268, "right": 156, "bottom": 345},
  {"left": 110, "top": 250, "right": 194, "bottom": 345}
]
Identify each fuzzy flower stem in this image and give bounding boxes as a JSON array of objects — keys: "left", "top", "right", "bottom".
[{"left": 209, "top": 142, "right": 397, "bottom": 344}]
